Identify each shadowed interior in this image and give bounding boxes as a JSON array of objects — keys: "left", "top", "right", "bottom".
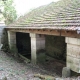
[{"left": 16, "top": 32, "right": 31, "bottom": 59}]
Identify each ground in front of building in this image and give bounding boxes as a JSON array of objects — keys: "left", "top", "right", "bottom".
[{"left": 0, "top": 51, "right": 79, "bottom": 80}]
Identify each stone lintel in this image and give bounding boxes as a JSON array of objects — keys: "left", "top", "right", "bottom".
[{"left": 65, "top": 37, "right": 80, "bottom": 45}]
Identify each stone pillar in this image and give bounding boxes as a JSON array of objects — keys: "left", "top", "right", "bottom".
[
  {"left": 65, "top": 37, "right": 80, "bottom": 73},
  {"left": 8, "top": 31, "right": 17, "bottom": 56},
  {"left": 30, "top": 33, "right": 45, "bottom": 64}
]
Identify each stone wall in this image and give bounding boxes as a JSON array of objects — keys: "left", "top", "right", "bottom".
[
  {"left": 1, "top": 30, "right": 9, "bottom": 52},
  {"left": 0, "top": 23, "right": 6, "bottom": 50},
  {"left": 66, "top": 37, "right": 80, "bottom": 73},
  {"left": 45, "top": 35, "right": 66, "bottom": 60},
  {"left": 0, "top": 23, "right": 5, "bottom": 45}
]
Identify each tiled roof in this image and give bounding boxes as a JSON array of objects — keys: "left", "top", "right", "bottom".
[{"left": 8, "top": 0, "right": 80, "bottom": 31}]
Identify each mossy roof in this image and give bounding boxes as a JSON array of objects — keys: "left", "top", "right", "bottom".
[{"left": 8, "top": 0, "right": 80, "bottom": 30}]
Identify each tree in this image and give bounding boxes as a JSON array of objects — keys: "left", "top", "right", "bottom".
[{"left": 0, "top": 0, "right": 17, "bottom": 25}]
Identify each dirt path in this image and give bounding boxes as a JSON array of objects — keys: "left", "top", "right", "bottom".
[
  {"left": 0, "top": 51, "right": 79, "bottom": 80},
  {"left": 0, "top": 51, "right": 60, "bottom": 80}
]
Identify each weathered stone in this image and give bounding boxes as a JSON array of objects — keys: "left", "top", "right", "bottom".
[
  {"left": 66, "top": 37, "right": 80, "bottom": 73},
  {"left": 7, "top": 31, "right": 18, "bottom": 56},
  {"left": 46, "top": 36, "right": 66, "bottom": 60},
  {"left": 34, "top": 74, "right": 55, "bottom": 80},
  {"left": 62, "top": 67, "right": 71, "bottom": 78},
  {"left": 0, "top": 23, "right": 5, "bottom": 48},
  {"left": 67, "top": 44, "right": 80, "bottom": 58},
  {"left": 8, "top": 31, "right": 16, "bottom": 48},
  {"left": 0, "top": 44, "right": 3, "bottom": 50},
  {"left": 67, "top": 56, "right": 80, "bottom": 73},
  {"left": 1, "top": 77, "right": 7, "bottom": 80},
  {"left": 30, "top": 33, "right": 45, "bottom": 64},
  {"left": 66, "top": 37, "right": 80, "bottom": 45}
]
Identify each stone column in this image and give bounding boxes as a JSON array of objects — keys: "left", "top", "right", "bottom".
[
  {"left": 30, "top": 33, "right": 45, "bottom": 64},
  {"left": 65, "top": 37, "right": 80, "bottom": 73},
  {"left": 8, "top": 31, "right": 17, "bottom": 56}
]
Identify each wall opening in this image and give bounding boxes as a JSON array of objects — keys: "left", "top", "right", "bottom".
[
  {"left": 45, "top": 35, "right": 66, "bottom": 62},
  {"left": 16, "top": 32, "right": 31, "bottom": 60},
  {"left": 44, "top": 35, "right": 66, "bottom": 75}
]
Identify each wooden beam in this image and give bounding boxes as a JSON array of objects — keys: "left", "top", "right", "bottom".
[
  {"left": 6, "top": 28, "right": 80, "bottom": 38},
  {"left": 61, "top": 30, "right": 80, "bottom": 38},
  {"left": 7, "top": 29, "right": 60, "bottom": 36}
]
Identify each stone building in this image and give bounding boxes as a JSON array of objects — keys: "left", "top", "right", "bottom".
[
  {"left": 0, "top": 22, "right": 5, "bottom": 50},
  {"left": 5, "top": 0, "right": 80, "bottom": 74}
]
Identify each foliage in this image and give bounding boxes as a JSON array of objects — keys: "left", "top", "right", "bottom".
[{"left": 0, "top": 0, "right": 17, "bottom": 25}]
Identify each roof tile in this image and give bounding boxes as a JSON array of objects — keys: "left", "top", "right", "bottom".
[{"left": 8, "top": 0, "right": 80, "bottom": 31}]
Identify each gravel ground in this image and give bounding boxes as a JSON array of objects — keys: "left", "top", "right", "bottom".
[
  {"left": 0, "top": 51, "right": 60, "bottom": 80},
  {"left": 0, "top": 51, "right": 79, "bottom": 80}
]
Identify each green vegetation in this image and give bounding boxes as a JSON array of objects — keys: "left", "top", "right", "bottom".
[{"left": 0, "top": 0, "right": 17, "bottom": 25}]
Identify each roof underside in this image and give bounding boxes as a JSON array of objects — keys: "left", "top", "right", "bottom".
[{"left": 7, "top": 0, "right": 80, "bottom": 31}]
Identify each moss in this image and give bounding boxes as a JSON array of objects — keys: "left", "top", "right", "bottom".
[
  {"left": 37, "top": 52, "right": 46, "bottom": 64},
  {"left": 10, "top": 45, "right": 18, "bottom": 57}
]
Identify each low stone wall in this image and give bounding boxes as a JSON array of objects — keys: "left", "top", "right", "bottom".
[
  {"left": 66, "top": 37, "right": 80, "bottom": 73},
  {"left": 1, "top": 30, "right": 9, "bottom": 52},
  {"left": 45, "top": 35, "right": 66, "bottom": 60},
  {"left": 0, "top": 23, "right": 5, "bottom": 45},
  {"left": 0, "top": 23, "right": 7, "bottom": 51}
]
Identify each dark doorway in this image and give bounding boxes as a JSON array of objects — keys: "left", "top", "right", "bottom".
[{"left": 16, "top": 32, "right": 31, "bottom": 59}]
